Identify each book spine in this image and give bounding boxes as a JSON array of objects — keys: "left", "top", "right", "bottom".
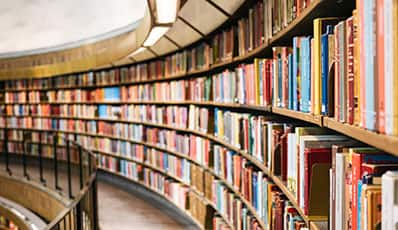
[
  {"left": 347, "top": 17, "right": 355, "bottom": 125},
  {"left": 393, "top": 0, "right": 398, "bottom": 136},
  {"left": 353, "top": 10, "right": 361, "bottom": 126},
  {"left": 334, "top": 24, "right": 341, "bottom": 122},
  {"left": 310, "top": 38, "right": 315, "bottom": 114},
  {"left": 376, "top": 0, "right": 385, "bottom": 133},
  {"left": 314, "top": 19, "right": 322, "bottom": 115},
  {"left": 364, "top": 0, "right": 377, "bottom": 131},
  {"left": 293, "top": 37, "right": 299, "bottom": 111}
]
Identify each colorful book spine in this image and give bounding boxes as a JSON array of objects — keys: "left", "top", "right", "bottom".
[
  {"left": 364, "top": 0, "right": 377, "bottom": 131},
  {"left": 300, "top": 37, "right": 311, "bottom": 113},
  {"left": 376, "top": 0, "right": 385, "bottom": 133}
]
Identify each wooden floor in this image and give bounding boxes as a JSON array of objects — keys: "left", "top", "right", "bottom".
[{"left": 98, "top": 181, "right": 189, "bottom": 230}]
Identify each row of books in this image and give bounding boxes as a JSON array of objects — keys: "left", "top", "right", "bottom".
[
  {"left": 5, "top": 113, "right": 398, "bottom": 229},
  {"left": 0, "top": 0, "right": 316, "bottom": 92},
  {"left": 4, "top": 104, "right": 398, "bottom": 229},
  {"left": 270, "top": 7, "right": 398, "bottom": 136}
]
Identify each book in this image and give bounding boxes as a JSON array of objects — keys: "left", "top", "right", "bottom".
[
  {"left": 382, "top": 171, "right": 398, "bottom": 229},
  {"left": 313, "top": 18, "right": 339, "bottom": 115}
]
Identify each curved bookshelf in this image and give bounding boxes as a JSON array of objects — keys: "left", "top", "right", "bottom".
[
  {"left": 1, "top": 0, "right": 388, "bottom": 229},
  {"left": 1, "top": 121, "right": 323, "bottom": 227}
]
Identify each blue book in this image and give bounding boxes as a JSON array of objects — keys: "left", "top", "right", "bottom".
[
  {"left": 252, "top": 172, "right": 258, "bottom": 211},
  {"left": 300, "top": 37, "right": 311, "bottom": 113},
  {"left": 357, "top": 179, "right": 363, "bottom": 230},
  {"left": 214, "top": 108, "right": 218, "bottom": 135},
  {"left": 226, "top": 151, "right": 234, "bottom": 184},
  {"left": 98, "top": 105, "right": 108, "bottom": 118},
  {"left": 292, "top": 37, "right": 300, "bottom": 111},
  {"left": 288, "top": 53, "right": 294, "bottom": 110},
  {"left": 259, "top": 60, "right": 264, "bottom": 104},
  {"left": 104, "top": 87, "right": 121, "bottom": 101},
  {"left": 52, "top": 119, "right": 57, "bottom": 129},
  {"left": 262, "top": 179, "right": 268, "bottom": 223},
  {"left": 163, "top": 153, "right": 168, "bottom": 171},
  {"left": 364, "top": 0, "right": 376, "bottom": 131},
  {"left": 321, "top": 26, "right": 333, "bottom": 115}
]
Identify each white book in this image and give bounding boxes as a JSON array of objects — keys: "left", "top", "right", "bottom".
[
  {"left": 287, "top": 133, "right": 297, "bottom": 197},
  {"left": 382, "top": 171, "right": 398, "bottom": 230},
  {"left": 335, "top": 152, "right": 348, "bottom": 230}
]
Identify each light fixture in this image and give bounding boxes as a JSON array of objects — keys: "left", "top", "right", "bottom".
[
  {"left": 155, "top": 0, "right": 179, "bottom": 24},
  {"left": 128, "top": 47, "right": 147, "bottom": 57},
  {"left": 143, "top": 26, "right": 169, "bottom": 46}
]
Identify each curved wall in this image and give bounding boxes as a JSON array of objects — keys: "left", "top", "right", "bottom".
[{"left": 0, "top": 174, "right": 68, "bottom": 222}]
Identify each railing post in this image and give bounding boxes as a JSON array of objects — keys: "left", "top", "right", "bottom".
[
  {"left": 76, "top": 202, "right": 83, "bottom": 230},
  {"left": 88, "top": 152, "right": 92, "bottom": 176},
  {"left": 78, "top": 145, "right": 84, "bottom": 189},
  {"left": 66, "top": 139, "right": 73, "bottom": 199},
  {"left": 92, "top": 178, "right": 99, "bottom": 230},
  {"left": 53, "top": 133, "right": 61, "bottom": 191},
  {"left": 4, "top": 128, "right": 11, "bottom": 175},
  {"left": 22, "top": 131, "right": 30, "bottom": 180},
  {"left": 38, "top": 131, "right": 46, "bottom": 185}
]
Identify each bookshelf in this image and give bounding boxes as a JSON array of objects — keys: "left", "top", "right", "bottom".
[{"left": 2, "top": 0, "right": 397, "bottom": 229}]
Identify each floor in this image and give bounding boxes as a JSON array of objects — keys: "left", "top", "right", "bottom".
[{"left": 98, "top": 181, "right": 188, "bottom": 230}]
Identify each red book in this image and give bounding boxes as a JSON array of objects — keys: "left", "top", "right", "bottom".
[
  {"left": 265, "top": 60, "right": 272, "bottom": 105},
  {"left": 282, "top": 48, "right": 289, "bottom": 108},
  {"left": 376, "top": 0, "right": 385, "bottom": 133},
  {"left": 280, "top": 126, "right": 292, "bottom": 181},
  {"left": 233, "top": 155, "right": 241, "bottom": 189},
  {"left": 346, "top": 17, "right": 355, "bottom": 125},
  {"left": 361, "top": 163, "right": 398, "bottom": 176},
  {"left": 303, "top": 148, "right": 331, "bottom": 215}
]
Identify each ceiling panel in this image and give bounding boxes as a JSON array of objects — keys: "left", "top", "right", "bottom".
[
  {"left": 210, "top": 0, "right": 245, "bottom": 14},
  {"left": 178, "top": 0, "right": 228, "bottom": 35},
  {"left": 151, "top": 37, "right": 179, "bottom": 56},
  {"left": 165, "top": 19, "right": 202, "bottom": 47}
]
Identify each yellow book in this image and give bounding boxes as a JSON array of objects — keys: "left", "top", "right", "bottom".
[
  {"left": 218, "top": 109, "right": 224, "bottom": 137},
  {"left": 393, "top": 1, "right": 398, "bottom": 135},
  {"left": 313, "top": 18, "right": 339, "bottom": 115},
  {"left": 254, "top": 58, "right": 260, "bottom": 105}
]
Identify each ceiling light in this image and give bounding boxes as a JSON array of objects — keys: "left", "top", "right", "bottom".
[
  {"left": 128, "top": 47, "right": 146, "bottom": 57},
  {"left": 156, "top": 0, "right": 179, "bottom": 24},
  {"left": 143, "top": 26, "right": 169, "bottom": 46}
]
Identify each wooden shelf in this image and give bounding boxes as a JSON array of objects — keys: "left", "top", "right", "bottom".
[
  {"left": 323, "top": 117, "right": 398, "bottom": 156},
  {"left": 271, "top": 107, "right": 323, "bottom": 126}
]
